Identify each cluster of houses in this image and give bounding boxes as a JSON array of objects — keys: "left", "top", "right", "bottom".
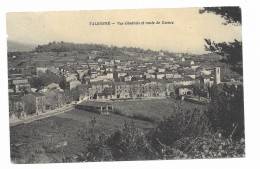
[{"left": 8, "top": 50, "right": 242, "bottom": 120}]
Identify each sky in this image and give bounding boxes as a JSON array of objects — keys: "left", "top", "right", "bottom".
[{"left": 6, "top": 8, "right": 242, "bottom": 54}]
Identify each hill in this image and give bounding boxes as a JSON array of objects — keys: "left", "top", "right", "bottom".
[{"left": 7, "top": 41, "right": 37, "bottom": 52}]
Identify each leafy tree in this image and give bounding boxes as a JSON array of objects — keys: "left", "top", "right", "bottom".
[
  {"left": 9, "top": 102, "right": 24, "bottom": 119},
  {"left": 199, "top": 7, "right": 243, "bottom": 74},
  {"left": 192, "top": 84, "right": 203, "bottom": 100},
  {"left": 29, "top": 72, "right": 63, "bottom": 90},
  {"left": 77, "top": 118, "right": 112, "bottom": 162},
  {"left": 199, "top": 7, "right": 241, "bottom": 25},
  {"left": 149, "top": 106, "right": 210, "bottom": 153},
  {"left": 77, "top": 119, "right": 155, "bottom": 161},
  {"left": 63, "top": 88, "right": 80, "bottom": 104},
  {"left": 207, "top": 84, "right": 244, "bottom": 139},
  {"left": 24, "top": 102, "right": 36, "bottom": 115},
  {"left": 204, "top": 39, "right": 242, "bottom": 74},
  {"left": 106, "top": 121, "right": 155, "bottom": 161}
]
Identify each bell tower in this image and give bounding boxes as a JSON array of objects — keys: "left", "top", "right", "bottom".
[{"left": 214, "top": 67, "right": 221, "bottom": 85}]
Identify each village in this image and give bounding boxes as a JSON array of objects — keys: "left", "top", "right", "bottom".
[{"left": 8, "top": 46, "right": 243, "bottom": 122}]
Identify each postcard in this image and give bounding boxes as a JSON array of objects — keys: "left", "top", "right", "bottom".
[{"left": 6, "top": 7, "right": 244, "bottom": 164}]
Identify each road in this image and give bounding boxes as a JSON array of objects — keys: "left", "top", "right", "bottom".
[{"left": 10, "top": 104, "right": 74, "bottom": 127}]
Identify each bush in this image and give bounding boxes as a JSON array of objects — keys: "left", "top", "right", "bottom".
[
  {"left": 131, "top": 113, "right": 157, "bottom": 123},
  {"left": 149, "top": 106, "right": 211, "bottom": 152},
  {"left": 106, "top": 121, "right": 155, "bottom": 161},
  {"left": 112, "top": 108, "right": 124, "bottom": 116},
  {"left": 153, "top": 133, "right": 245, "bottom": 160},
  {"left": 112, "top": 108, "right": 158, "bottom": 123},
  {"left": 11, "top": 142, "right": 51, "bottom": 164},
  {"left": 175, "top": 134, "right": 245, "bottom": 159},
  {"left": 77, "top": 118, "right": 113, "bottom": 162},
  {"left": 77, "top": 119, "right": 155, "bottom": 161}
]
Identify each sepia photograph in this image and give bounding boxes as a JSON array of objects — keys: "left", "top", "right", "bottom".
[{"left": 6, "top": 7, "right": 245, "bottom": 164}]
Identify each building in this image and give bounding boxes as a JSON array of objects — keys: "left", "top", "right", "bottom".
[
  {"left": 156, "top": 73, "right": 165, "bottom": 79},
  {"left": 114, "top": 82, "right": 131, "bottom": 99},
  {"left": 36, "top": 67, "right": 48, "bottom": 76},
  {"left": 75, "top": 101, "right": 113, "bottom": 115},
  {"left": 69, "top": 80, "right": 81, "bottom": 90},
  {"left": 12, "top": 79, "right": 31, "bottom": 93},
  {"left": 176, "top": 87, "right": 193, "bottom": 96},
  {"left": 199, "top": 75, "right": 214, "bottom": 88}
]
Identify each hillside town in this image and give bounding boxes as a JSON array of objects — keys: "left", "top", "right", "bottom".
[{"left": 8, "top": 45, "right": 243, "bottom": 122}]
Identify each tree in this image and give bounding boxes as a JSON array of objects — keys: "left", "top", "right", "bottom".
[
  {"left": 63, "top": 88, "right": 80, "bottom": 104},
  {"left": 106, "top": 121, "right": 155, "bottom": 161},
  {"left": 30, "top": 72, "right": 63, "bottom": 90},
  {"left": 77, "top": 118, "right": 113, "bottom": 162},
  {"left": 24, "top": 102, "right": 36, "bottom": 115},
  {"left": 199, "top": 7, "right": 241, "bottom": 25},
  {"left": 192, "top": 84, "right": 203, "bottom": 100},
  {"left": 149, "top": 106, "right": 210, "bottom": 153},
  {"left": 199, "top": 7, "right": 243, "bottom": 75},
  {"left": 207, "top": 84, "right": 244, "bottom": 139}
]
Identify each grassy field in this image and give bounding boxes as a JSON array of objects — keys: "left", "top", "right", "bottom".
[
  {"left": 110, "top": 98, "right": 208, "bottom": 120},
  {"left": 10, "top": 108, "right": 154, "bottom": 163},
  {"left": 10, "top": 98, "right": 208, "bottom": 163}
]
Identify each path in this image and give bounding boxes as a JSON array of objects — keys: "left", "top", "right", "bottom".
[{"left": 10, "top": 104, "right": 74, "bottom": 127}]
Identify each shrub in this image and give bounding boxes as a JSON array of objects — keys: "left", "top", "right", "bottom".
[
  {"left": 77, "top": 119, "right": 155, "bottom": 161},
  {"left": 77, "top": 118, "right": 113, "bottom": 162},
  {"left": 112, "top": 108, "right": 124, "bottom": 116},
  {"left": 105, "top": 121, "right": 155, "bottom": 161},
  {"left": 149, "top": 106, "right": 211, "bottom": 153},
  {"left": 11, "top": 142, "right": 51, "bottom": 164},
  {"left": 131, "top": 113, "right": 157, "bottom": 123},
  {"left": 112, "top": 108, "right": 157, "bottom": 123},
  {"left": 178, "top": 134, "right": 245, "bottom": 159}
]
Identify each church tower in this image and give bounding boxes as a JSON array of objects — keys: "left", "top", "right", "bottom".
[{"left": 214, "top": 67, "right": 221, "bottom": 85}]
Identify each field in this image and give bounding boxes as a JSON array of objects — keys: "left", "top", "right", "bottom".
[
  {"left": 110, "top": 98, "right": 208, "bottom": 120},
  {"left": 10, "top": 108, "right": 154, "bottom": 163},
  {"left": 10, "top": 98, "right": 208, "bottom": 163}
]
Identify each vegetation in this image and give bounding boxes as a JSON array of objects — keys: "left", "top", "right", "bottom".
[
  {"left": 77, "top": 119, "right": 154, "bottom": 161},
  {"left": 149, "top": 106, "right": 210, "bottom": 148},
  {"left": 74, "top": 105, "right": 244, "bottom": 162},
  {"left": 204, "top": 39, "right": 242, "bottom": 75},
  {"left": 199, "top": 7, "right": 241, "bottom": 25},
  {"left": 33, "top": 41, "right": 160, "bottom": 57},
  {"left": 10, "top": 98, "right": 245, "bottom": 163},
  {"left": 110, "top": 98, "right": 207, "bottom": 120},
  {"left": 10, "top": 84, "right": 244, "bottom": 163},
  {"left": 207, "top": 84, "right": 244, "bottom": 139},
  {"left": 9, "top": 102, "right": 24, "bottom": 119},
  {"left": 29, "top": 72, "right": 63, "bottom": 90},
  {"left": 200, "top": 7, "right": 243, "bottom": 75},
  {"left": 112, "top": 108, "right": 158, "bottom": 123}
]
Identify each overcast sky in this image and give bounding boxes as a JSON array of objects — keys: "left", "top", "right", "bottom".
[{"left": 6, "top": 8, "right": 242, "bottom": 54}]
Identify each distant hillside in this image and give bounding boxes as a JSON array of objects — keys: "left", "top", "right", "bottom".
[
  {"left": 33, "top": 41, "right": 160, "bottom": 57},
  {"left": 7, "top": 41, "right": 37, "bottom": 52}
]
